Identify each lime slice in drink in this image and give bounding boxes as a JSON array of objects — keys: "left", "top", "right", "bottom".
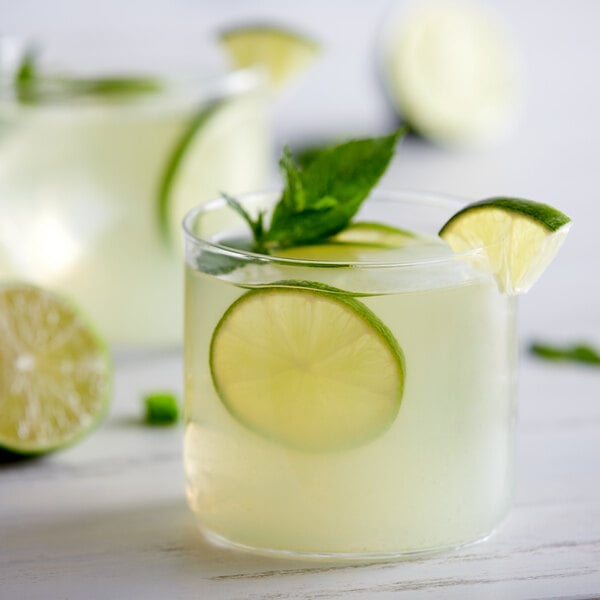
[
  {"left": 210, "top": 284, "right": 404, "bottom": 451},
  {"left": 328, "top": 222, "right": 418, "bottom": 247},
  {"left": 439, "top": 197, "right": 571, "bottom": 294},
  {"left": 270, "top": 223, "right": 438, "bottom": 262},
  {"left": 381, "top": 1, "right": 519, "bottom": 146},
  {"left": 219, "top": 25, "right": 320, "bottom": 89},
  {"left": 0, "top": 284, "right": 111, "bottom": 455}
]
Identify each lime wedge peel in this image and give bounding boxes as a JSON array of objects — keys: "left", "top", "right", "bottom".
[
  {"left": 440, "top": 197, "right": 571, "bottom": 294},
  {"left": 219, "top": 25, "right": 320, "bottom": 90},
  {"left": 0, "top": 284, "right": 112, "bottom": 455},
  {"left": 209, "top": 283, "right": 404, "bottom": 451}
]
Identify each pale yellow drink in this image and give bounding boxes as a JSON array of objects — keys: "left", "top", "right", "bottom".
[
  {"left": 0, "top": 70, "right": 270, "bottom": 346},
  {"left": 183, "top": 191, "right": 517, "bottom": 558}
]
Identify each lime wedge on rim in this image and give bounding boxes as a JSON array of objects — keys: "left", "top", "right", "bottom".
[
  {"left": 219, "top": 25, "right": 320, "bottom": 90},
  {"left": 439, "top": 197, "right": 571, "bottom": 294},
  {"left": 210, "top": 284, "right": 404, "bottom": 451},
  {"left": 0, "top": 284, "right": 111, "bottom": 455}
]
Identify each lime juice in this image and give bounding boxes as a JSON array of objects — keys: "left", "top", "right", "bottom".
[
  {"left": 183, "top": 191, "right": 518, "bottom": 557},
  {"left": 0, "top": 68, "right": 270, "bottom": 346}
]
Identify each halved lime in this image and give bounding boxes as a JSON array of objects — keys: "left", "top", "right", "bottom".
[
  {"left": 440, "top": 197, "right": 571, "bottom": 294},
  {"left": 210, "top": 284, "right": 404, "bottom": 451},
  {"left": 382, "top": 1, "right": 519, "bottom": 146},
  {"left": 219, "top": 25, "right": 320, "bottom": 89},
  {"left": 0, "top": 284, "right": 111, "bottom": 455}
]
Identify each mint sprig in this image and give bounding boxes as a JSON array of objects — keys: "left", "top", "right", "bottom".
[
  {"left": 227, "top": 129, "right": 405, "bottom": 252},
  {"left": 14, "top": 48, "right": 163, "bottom": 105},
  {"left": 530, "top": 341, "right": 600, "bottom": 366}
]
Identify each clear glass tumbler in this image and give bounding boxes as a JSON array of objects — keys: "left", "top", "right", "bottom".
[{"left": 183, "top": 189, "right": 517, "bottom": 559}]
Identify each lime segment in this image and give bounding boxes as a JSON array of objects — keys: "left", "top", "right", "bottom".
[
  {"left": 0, "top": 284, "right": 111, "bottom": 454},
  {"left": 440, "top": 197, "right": 571, "bottom": 294},
  {"left": 158, "top": 92, "right": 266, "bottom": 246},
  {"left": 157, "top": 102, "right": 220, "bottom": 243},
  {"left": 210, "top": 285, "right": 404, "bottom": 451},
  {"left": 328, "top": 221, "right": 418, "bottom": 247},
  {"left": 220, "top": 25, "right": 320, "bottom": 89}
]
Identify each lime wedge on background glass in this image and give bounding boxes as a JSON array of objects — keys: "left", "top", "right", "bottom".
[
  {"left": 440, "top": 197, "right": 571, "bottom": 294},
  {"left": 219, "top": 25, "right": 320, "bottom": 89},
  {"left": 381, "top": 0, "right": 519, "bottom": 146},
  {"left": 0, "top": 284, "right": 111, "bottom": 455},
  {"left": 210, "top": 284, "right": 404, "bottom": 451}
]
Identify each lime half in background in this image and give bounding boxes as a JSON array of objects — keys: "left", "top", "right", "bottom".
[
  {"left": 210, "top": 284, "right": 405, "bottom": 451},
  {"left": 381, "top": 1, "right": 520, "bottom": 147},
  {"left": 0, "top": 284, "right": 111, "bottom": 455},
  {"left": 219, "top": 25, "right": 320, "bottom": 90},
  {"left": 440, "top": 197, "right": 571, "bottom": 294}
]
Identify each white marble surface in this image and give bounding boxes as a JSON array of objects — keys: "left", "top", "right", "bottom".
[
  {"left": 2, "top": 1, "right": 600, "bottom": 598},
  {"left": 2, "top": 349, "right": 600, "bottom": 599}
]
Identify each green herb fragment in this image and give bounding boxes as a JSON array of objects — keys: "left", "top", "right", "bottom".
[
  {"left": 226, "top": 129, "right": 405, "bottom": 252},
  {"left": 143, "top": 392, "right": 180, "bottom": 425},
  {"left": 222, "top": 193, "right": 267, "bottom": 252},
  {"left": 13, "top": 46, "right": 162, "bottom": 105},
  {"left": 14, "top": 48, "right": 40, "bottom": 104},
  {"left": 530, "top": 342, "right": 600, "bottom": 366},
  {"left": 294, "top": 143, "right": 330, "bottom": 169}
]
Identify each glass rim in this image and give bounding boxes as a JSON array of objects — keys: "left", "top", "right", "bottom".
[{"left": 182, "top": 188, "right": 492, "bottom": 269}]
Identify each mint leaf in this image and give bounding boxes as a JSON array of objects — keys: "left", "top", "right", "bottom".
[
  {"left": 13, "top": 46, "right": 162, "bottom": 105},
  {"left": 279, "top": 147, "right": 306, "bottom": 212},
  {"left": 222, "top": 193, "right": 267, "bottom": 251},
  {"left": 530, "top": 341, "right": 600, "bottom": 366},
  {"left": 71, "top": 76, "right": 162, "bottom": 97},
  {"left": 15, "top": 48, "right": 40, "bottom": 104},
  {"left": 264, "top": 129, "right": 404, "bottom": 248}
]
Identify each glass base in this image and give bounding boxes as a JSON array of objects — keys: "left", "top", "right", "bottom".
[{"left": 198, "top": 520, "right": 505, "bottom": 563}]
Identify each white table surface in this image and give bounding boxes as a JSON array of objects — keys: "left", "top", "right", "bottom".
[
  {"left": 2, "top": 348, "right": 600, "bottom": 599},
  {"left": 2, "top": 1, "right": 600, "bottom": 598}
]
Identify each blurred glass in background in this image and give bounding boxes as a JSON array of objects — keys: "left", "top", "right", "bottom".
[{"left": 0, "top": 36, "right": 271, "bottom": 347}]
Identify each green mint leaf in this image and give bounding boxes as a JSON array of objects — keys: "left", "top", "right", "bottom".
[
  {"left": 13, "top": 46, "right": 162, "bottom": 104},
  {"left": 264, "top": 129, "right": 405, "bottom": 248},
  {"left": 294, "top": 142, "right": 331, "bottom": 169},
  {"left": 279, "top": 146, "right": 306, "bottom": 212},
  {"left": 15, "top": 48, "right": 40, "bottom": 104},
  {"left": 530, "top": 341, "right": 600, "bottom": 366},
  {"left": 71, "top": 76, "right": 162, "bottom": 97},
  {"left": 222, "top": 193, "right": 267, "bottom": 251}
]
